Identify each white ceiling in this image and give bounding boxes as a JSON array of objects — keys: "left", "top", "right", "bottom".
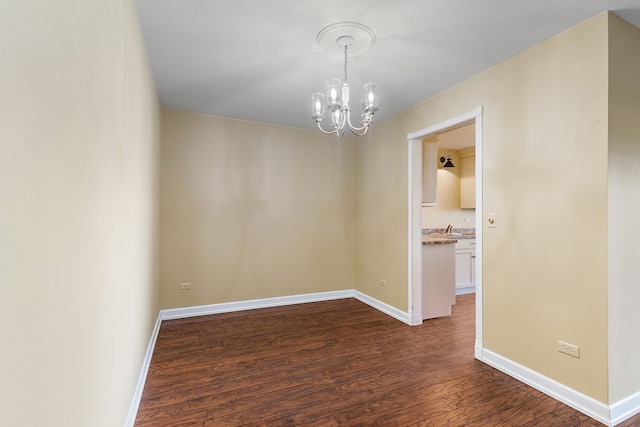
[{"left": 134, "top": 0, "right": 640, "bottom": 131}]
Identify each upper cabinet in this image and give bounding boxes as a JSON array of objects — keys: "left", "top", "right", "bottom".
[
  {"left": 422, "top": 140, "right": 438, "bottom": 206},
  {"left": 459, "top": 147, "right": 475, "bottom": 209}
]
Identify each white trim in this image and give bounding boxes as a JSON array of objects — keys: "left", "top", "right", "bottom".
[
  {"left": 124, "top": 312, "right": 162, "bottom": 427},
  {"left": 352, "top": 290, "right": 413, "bottom": 325},
  {"left": 407, "top": 137, "right": 414, "bottom": 325},
  {"left": 455, "top": 285, "right": 476, "bottom": 295},
  {"left": 160, "top": 290, "right": 352, "bottom": 320},
  {"left": 473, "top": 110, "right": 484, "bottom": 353},
  {"left": 407, "top": 107, "right": 482, "bottom": 141},
  {"left": 409, "top": 138, "right": 424, "bottom": 326},
  {"left": 611, "top": 390, "right": 640, "bottom": 426},
  {"left": 481, "top": 348, "right": 611, "bottom": 425},
  {"left": 474, "top": 341, "right": 484, "bottom": 359},
  {"left": 159, "top": 290, "right": 411, "bottom": 326}
]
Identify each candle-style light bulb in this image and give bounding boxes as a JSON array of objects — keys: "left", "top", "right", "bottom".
[
  {"left": 311, "top": 93, "right": 326, "bottom": 122},
  {"left": 326, "top": 78, "right": 342, "bottom": 111},
  {"left": 363, "top": 82, "right": 378, "bottom": 114}
]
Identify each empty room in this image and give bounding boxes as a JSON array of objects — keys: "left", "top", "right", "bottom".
[{"left": 3, "top": 1, "right": 640, "bottom": 426}]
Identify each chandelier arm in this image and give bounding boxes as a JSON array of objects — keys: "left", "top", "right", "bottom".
[
  {"left": 332, "top": 111, "right": 345, "bottom": 137},
  {"left": 316, "top": 121, "right": 338, "bottom": 135},
  {"left": 345, "top": 109, "right": 370, "bottom": 135},
  {"left": 338, "top": 109, "right": 348, "bottom": 131},
  {"left": 350, "top": 126, "right": 369, "bottom": 136}
]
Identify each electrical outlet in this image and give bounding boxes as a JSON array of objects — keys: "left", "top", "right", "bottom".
[
  {"left": 558, "top": 340, "right": 580, "bottom": 358},
  {"left": 379, "top": 279, "right": 387, "bottom": 287},
  {"left": 179, "top": 282, "right": 192, "bottom": 290}
]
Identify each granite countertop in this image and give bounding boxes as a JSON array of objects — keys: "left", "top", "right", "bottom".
[
  {"left": 422, "top": 237, "right": 458, "bottom": 245},
  {"left": 422, "top": 227, "right": 475, "bottom": 245}
]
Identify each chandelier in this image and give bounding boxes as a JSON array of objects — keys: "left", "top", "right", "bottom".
[{"left": 311, "top": 22, "right": 379, "bottom": 137}]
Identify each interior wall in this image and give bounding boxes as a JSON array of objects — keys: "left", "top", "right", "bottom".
[
  {"left": 421, "top": 149, "right": 476, "bottom": 228},
  {"left": 0, "top": 1, "right": 160, "bottom": 426},
  {"left": 356, "top": 13, "right": 610, "bottom": 401},
  {"left": 607, "top": 13, "right": 640, "bottom": 404},
  {"left": 159, "top": 110, "right": 355, "bottom": 308},
  {"left": 354, "top": 123, "right": 411, "bottom": 310}
]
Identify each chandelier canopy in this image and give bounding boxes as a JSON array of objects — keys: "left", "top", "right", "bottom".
[{"left": 311, "top": 22, "right": 379, "bottom": 137}]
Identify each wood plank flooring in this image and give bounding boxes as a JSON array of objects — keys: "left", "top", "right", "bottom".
[{"left": 134, "top": 295, "right": 640, "bottom": 426}]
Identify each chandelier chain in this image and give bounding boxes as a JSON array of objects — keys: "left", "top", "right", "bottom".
[{"left": 343, "top": 45, "right": 348, "bottom": 83}]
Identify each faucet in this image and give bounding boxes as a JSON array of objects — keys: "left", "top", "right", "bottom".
[{"left": 445, "top": 224, "right": 453, "bottom": 234}]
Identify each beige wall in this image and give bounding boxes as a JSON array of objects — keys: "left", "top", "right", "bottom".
[
  {"left": 159, "top": 111, "right": 355, "bottom": 308},
  {"left": 0, "top": 1, "right": 160, "bottom": 426},
  {"left": 356, "top": 13, "right": 610, "bottom": 401},
  {"left": 354, "top": 123, "right": 411, "bottom": 310},
  {"left": 608, "top": 13, "right": 640, "bottom": 404}
]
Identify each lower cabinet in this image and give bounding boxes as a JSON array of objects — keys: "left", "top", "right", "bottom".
[
  {"left": 422, "top": 242, "right": 456, "bottom": 319},
  {"left": 455, "top": 239, "right": 476, "bottom": 293}
]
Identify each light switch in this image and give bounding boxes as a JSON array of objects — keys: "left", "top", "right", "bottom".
[{"left": 488, "top": 212, "right": 497, "bottom": 228}]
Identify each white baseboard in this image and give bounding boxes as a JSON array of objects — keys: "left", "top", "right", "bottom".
[
  {"left": 455, "top": 285, "right": 476, "bottom": 295},
  {"left": 159, "top": 290, "right": 413, "bottom": 326},
  {"left": 611, "top": 389, "right": 640, "bottom": 426},
  {"left": 474, "top": 340, "right": 484, "bottom": 359},
  {"left": 160, "top": 290, "right": 353, "bottom": 320},
  {"left": 352, "top": 290, "right": 412, "bottom": 325},
  {"left": 124, "top": 312, "right": 162, "bottom": 427},
  {"left": 480, "top": 348, "right": 612, "bottom": 425}
]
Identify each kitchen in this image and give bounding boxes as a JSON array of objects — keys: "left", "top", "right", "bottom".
[{"left": 421, "top": 123, "right": 476, "bottom": 320}]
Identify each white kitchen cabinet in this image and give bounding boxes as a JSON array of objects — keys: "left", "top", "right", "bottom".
[
  {"left": 455, "top": 239, "right": 476, "bottom": 294},
  {"left": 422, "top": 242, "right": 456, "bottom": 319},
  {"left": 422, "top": 141, "right": 438, "bottom": 206},
  {"left": 459, "top": 147, "right": 475, "bottom": 209}
]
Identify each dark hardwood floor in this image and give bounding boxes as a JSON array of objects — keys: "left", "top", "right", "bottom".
[{"left": 134, "top": 294, "right": 640, "bottom": 426}]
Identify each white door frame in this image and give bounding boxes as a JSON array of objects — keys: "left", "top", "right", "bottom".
[{"left": 406, "top": 106, "right": 484, "bottom": 358}]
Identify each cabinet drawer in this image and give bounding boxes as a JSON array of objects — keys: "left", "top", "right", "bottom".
[{"left": 455, "top": 239, "right": 476, "bottom": 250}]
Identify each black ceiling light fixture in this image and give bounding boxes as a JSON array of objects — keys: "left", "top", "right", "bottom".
[{"left": 440, "top": 156, "right": 455, "bottom": 168}]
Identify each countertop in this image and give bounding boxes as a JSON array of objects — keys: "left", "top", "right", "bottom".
[
  {"left": 423, "top": 238, "right": 457, "bottom": 245},
  {"left": 422, "top": 233, "right": 475, "bottom": 245}
]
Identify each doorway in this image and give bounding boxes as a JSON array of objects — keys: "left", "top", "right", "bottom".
[{"left": 407, "top": 107, "right": 483, "bottom": 358}]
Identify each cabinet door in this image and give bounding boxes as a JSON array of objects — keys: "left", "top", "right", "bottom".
[
  {"left": 422, "top": 243, "right": 456, "bottom": 319},
  {"left": 455, "top": 248, "right": 474, "bottom": 288}
]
